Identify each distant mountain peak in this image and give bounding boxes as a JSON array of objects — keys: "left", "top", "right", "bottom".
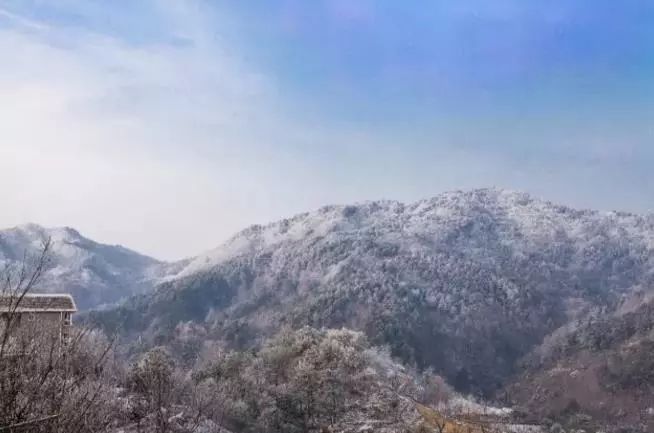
[
  {"left": 8, "top": 222, "right": 83, "bottom": 242},
  {"left": 0, "top": 223, "right": 168, "bottom": 310}
]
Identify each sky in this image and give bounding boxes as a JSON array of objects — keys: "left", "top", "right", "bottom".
[{"left": 1, "top": 0, "right": 653, "bottom": 260}]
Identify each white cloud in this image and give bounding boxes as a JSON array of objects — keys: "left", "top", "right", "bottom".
[
  {"left": 2, "top": 2, "right": 652, "bottom": 259},
  {"left": 0, "top": 2, "right": 438, "bottom": 260},
  {"left": 0, "top": 2, "right": 296, "bottom": 258}
]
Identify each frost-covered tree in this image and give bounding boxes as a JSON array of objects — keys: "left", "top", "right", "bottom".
[
  {"left": 194, "top": 327, "right": 422, "bottom": 433},
  {"left": 0, "top": 241, "right": 117, "bottom": 432}
]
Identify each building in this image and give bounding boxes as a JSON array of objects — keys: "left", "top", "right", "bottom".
[{"left": 0, "top": 293, "right": 77, "bottom": 345}]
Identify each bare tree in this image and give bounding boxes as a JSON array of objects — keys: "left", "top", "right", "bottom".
[
  {"left": 0, "top": 240, "right": 117, "bottom": 433},
  {"left": 0, "top": 239, "right": 52, "bottom": 358}
]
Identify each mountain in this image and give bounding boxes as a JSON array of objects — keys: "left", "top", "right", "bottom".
[
  {"left": 90, "top": 188, "right": 654, "bottom": 406},
  {"left": 0, "top": 223, "right": 170, "bottom": 310}
]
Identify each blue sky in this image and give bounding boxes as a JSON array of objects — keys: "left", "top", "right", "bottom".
[{"left": 1, "top": 0, "right": 653, "bottom": 259}]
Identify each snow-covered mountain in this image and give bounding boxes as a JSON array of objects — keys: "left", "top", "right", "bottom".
[
  {"left": 91, "top": 188, "right": 654, "bottom": 398},
  {"left": 170, "top": 187, "right": 654, "bottom": 281},
  {"left": 0, "top": 223, "right": 171, "bottom": 310},
  {"left": 13, "top": 189, "right": 652, "bottom": 427}
]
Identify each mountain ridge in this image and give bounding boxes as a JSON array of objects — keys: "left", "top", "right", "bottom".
[
  {"left": 169, "top": 187, "right": 654, "bottom": 280},
  {"left": 87, "top": 188, "right": 654, "bottom": 408},
  {"left": 0, "top": 223, "right": 170, "bottom": 309}
]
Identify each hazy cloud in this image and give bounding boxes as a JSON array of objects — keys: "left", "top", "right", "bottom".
[{"left": 1, "top": 1, "right": 653, "bottom": 259}]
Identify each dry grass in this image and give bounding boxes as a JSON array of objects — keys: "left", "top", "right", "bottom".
[{"left": 416, "top": 404, "right": 494, "bottom": 433}]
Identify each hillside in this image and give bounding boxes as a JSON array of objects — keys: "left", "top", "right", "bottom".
[
  {"left": 0, "top": 223, "right": 170, "bottom": 310},
  {"left": 90, "top": 188, "right": 654, "bottom": 402},
  {"left": 506, "top": 290, "right": 654, "bottom": 429}
]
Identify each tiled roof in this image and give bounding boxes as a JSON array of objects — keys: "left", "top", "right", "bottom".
[{"left": 0, "top": 294, "right": 77, "bottom": 313}]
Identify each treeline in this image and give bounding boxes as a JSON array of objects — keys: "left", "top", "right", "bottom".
[{"left": 1, "top": 323, "right": 452, "bottom": 432}]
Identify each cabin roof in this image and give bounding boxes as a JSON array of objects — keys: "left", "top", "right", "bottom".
[{"left": 0, "top": 294, "right": 77, "bottom": 313}]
